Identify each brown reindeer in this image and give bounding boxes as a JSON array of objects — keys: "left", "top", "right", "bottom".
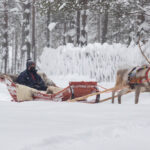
[{"left": 112, "top": 65, "right": 150, "bottom": 104}]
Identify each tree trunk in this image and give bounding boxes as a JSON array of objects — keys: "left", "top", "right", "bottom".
[
  {"left": 46, "top": 5, "right": 51, "bottom": 47},
  {"left": 101, "top": 6, "right": 108, "bottom": 44},
  {"left": 81, "top": 9, "right": 87, "bottom": 46},
  {"left": 14, "top": 28, "right": 18, "bottom": 74},
  {"left": 21, "top": 2, "right": 26, "bottom": 69},
  {"left": 3, "top": 1, "right": 9, "bottom": 74},
  {"left": 21, "top": 22, "right": 25, "bottom": 69},
  {"left": 97, "top": 0, "right": 101, "bottom": 43},
  {"left": 97, "top": 13, "right": 101, "bottom": 43},
  {"left": 76, "top": 9, "right": 81, "bottom": 46},
  {"left": 11, "top": 31, "right": 15, "bottom": 74},
  {"left": 25, "top": 1, "right": 31, "bottom": 59},
  {"left": 32, "top": 0, "right": 36, "bottom": 63},
  {"left": 68, "top": 21, "right": 74, "bottom": 43},
  {"left": 63, "top": 21, "right": 66, "bottom": 45}
]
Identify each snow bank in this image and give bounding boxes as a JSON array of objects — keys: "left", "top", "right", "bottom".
[{"left": 39, "top": 42, "right": 150, "bottom": 82}]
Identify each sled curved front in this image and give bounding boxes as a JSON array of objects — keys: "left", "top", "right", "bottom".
[{"left": 5, "top": 77, "right": 18, "bottom": 101}]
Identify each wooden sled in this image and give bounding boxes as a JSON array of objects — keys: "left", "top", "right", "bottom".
[{"left": 4, "top": 77, "right": 100, "bottom": 103}]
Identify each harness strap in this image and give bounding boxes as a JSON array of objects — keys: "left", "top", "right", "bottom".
[
  {"left": 145, "top": 68, "right": 150, "bottom": 85},
  {"left": 129, "top": 76, "right": 145, "bottom": 84},
  {"left": 129, "top": 67, "right": 150, "bottom": 85},
  {"left": 128, "top": 67, "right": 137, "bottom": 89}
]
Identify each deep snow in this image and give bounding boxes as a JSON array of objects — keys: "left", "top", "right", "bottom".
[{"left": 0, "top": 75, "right": 150, "bottom": 150}]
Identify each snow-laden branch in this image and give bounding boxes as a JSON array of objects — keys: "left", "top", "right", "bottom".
[{"left": 48, "top": 23, "right": 57, "bottom": 31}]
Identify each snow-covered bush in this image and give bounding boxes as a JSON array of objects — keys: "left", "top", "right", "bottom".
[{"left": 39, "top": 42, "right": 150, "bottom": 82}]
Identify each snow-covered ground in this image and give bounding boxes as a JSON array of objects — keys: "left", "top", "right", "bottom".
[{"left": 1, "top": 75, "right": 150, "bottom": 150}]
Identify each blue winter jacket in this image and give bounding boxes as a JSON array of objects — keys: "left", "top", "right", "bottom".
[{"left": 16, "top": 69, "right": 47, "bottom": 91}]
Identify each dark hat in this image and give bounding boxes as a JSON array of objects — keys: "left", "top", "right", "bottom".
[{"left": 26, "top": 59, "right": 35, "bottom": 69}]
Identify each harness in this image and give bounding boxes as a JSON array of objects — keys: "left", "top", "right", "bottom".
[
  {"left": 145, "top": 67, "right": 150, "bottom": 85},
  {"left": 128, "top": 65, "right": 150, "bottom": 89}
]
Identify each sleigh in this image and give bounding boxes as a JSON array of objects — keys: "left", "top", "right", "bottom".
[{"left": 3, "top": 77, "right": 100, "bottom": 103}]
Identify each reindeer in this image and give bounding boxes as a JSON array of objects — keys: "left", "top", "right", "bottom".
[{"left": 112, "top": 65, "right": 150, "bottom": 104}]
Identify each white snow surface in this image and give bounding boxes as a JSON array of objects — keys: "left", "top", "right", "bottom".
[{"left": 1, "top": 75, "right": 150, "bottom": 150}]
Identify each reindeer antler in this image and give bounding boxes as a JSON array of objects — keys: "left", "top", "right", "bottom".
[{"left": 138, "top": 35, "right": 150, "bottom": 64}]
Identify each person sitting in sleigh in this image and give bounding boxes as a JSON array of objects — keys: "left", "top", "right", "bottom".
[{"left": 16, "top": 59, "right": 48, "bottom": 91}]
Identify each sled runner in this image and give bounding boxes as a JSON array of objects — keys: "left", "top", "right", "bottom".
[{"left": 4, "top": 76, "right": 100, "bottom": 103}]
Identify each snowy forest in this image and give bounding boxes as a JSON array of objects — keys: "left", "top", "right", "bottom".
[
  {"left": 0, "top": 0, "right": 150, "bottom": 75},
  {"left": 1, "top": 1, "right": 150, "bottom": 149}
]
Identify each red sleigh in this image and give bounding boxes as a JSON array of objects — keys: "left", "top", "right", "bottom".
[{"left": 3, "top": 77, "right": 100, "bottom": 103}]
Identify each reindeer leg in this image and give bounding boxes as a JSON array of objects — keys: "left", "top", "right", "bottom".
[
  {"left": 118, "top": 91, "right": 122, "bottom": 104},
  {"left": 135, "top": 86, "right": 141, "bottom": 104},
  {"left": 118, "top": 88, "right": 129, "bottom": 104},
  {"left": 112, "top": 90, "right": 116, "bottom": 104}
]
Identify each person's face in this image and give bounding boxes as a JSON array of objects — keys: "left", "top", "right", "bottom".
[{"left": 28, "top": 63, "right": 36, "bottom": 71}]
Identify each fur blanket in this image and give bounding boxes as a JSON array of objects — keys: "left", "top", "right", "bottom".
[
  {"left": 46, "top": 86, "right": 63, "bottom": 94},
  {"left": 16, "top": 84, "right": 38, "bottom": 102},
  {"left": 37, "top": 72, "right": 56, "bottom": 87},
  {"left": 15, "top": 85, "right": 63, "bottom": 101}
]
